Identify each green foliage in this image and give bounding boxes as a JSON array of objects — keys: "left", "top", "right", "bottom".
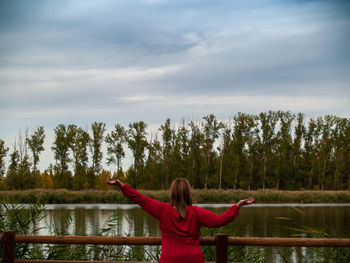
[
  {"left": 127, "top": 121, "right": 148, "bottom": 188},
  {"left": 1, "top": 112, "right": 350, "bottom": 191},
  {"left": 159, "top": 118, "right": 173, "bottom": 189},
  {"left": 5, "top": 149, "right": 35, "bottom": 190},
  {"left": 0, "top": 203, "right": 157, "bottom": 261},
  {"left": 0, "top": 202, "right": 45, "bottom": 258},
  {"left": 284, "top": 221, "right": 350, "bottom": 262},
  {"left": 105, "top": 124, "right": 126, "bottom": 171},
  {"left": 51, "top": 124, "right": 73, "bottom": 179},
  {"left": 202, "top": 114, "right": 224, "bottom": 189},
  {"left": 0, "top": 139, "right": 9, "bottom": 179},
  {"left": 189, "top": 120, "right": 204, "bottom": 189},
  {"left": 26, "top": 126, "right": 45, "bottom": 179},
  {"left": 70, "top": 125, "right": 90, "bottom": 190},
  {"left": 90, "top": 122, "right": 106, "bottom": 177}
]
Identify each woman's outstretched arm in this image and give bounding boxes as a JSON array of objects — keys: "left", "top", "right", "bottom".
[
  {"left": 196, "top": 197, "right": 255, "bottom": 228},
  {"left": 107, "top": 179, "right": 166, "bottom": 220}
]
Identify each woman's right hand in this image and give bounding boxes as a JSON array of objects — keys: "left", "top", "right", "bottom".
[
  {"left": 106, "top": 178, "right": 124, "bottom": 188},
  {"left": 236, "top": 197, "right": 255, "bottom": 208}
]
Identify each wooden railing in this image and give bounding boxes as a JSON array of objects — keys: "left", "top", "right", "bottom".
[{"left": 1, "top": 231, "right": 350, "bottom": 263}]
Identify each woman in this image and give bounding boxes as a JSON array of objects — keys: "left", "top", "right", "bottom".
[{"left": 107, "top": 178, "right": 254, "bottom": 263}]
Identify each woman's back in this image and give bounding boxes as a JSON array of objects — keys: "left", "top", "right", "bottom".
[
  {"left": 121, "top": 184, "right": 240, "bottom": 263},
  {"left": 158, "top": 204, "right": 203, "bottom": 263}
]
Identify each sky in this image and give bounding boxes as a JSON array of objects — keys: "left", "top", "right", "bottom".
[{"left": 0, "top": 0, "right": 349, "bottom": 171}]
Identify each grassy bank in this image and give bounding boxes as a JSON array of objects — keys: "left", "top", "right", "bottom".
[{"left": 0, "top": 189, "right": 350, "bottom": 204}]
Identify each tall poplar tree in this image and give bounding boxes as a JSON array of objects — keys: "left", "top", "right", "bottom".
[
  {"left": 332, "top": 117, "right": 348, "bottom": 189},
  {"left": 5, "top": 140, "right": 34, "bottom": 190},
  {"left": 244, "top": 115, "right": 259, "bottom": 190},
  {"left": 177, "top": 120, "right": 190, "bottom": 180},
  {"left": 303, "top": 118, "right": 318, "bottom": 189},
  {"left": 70, "top": 125, "right": 90, "bottom": 189},
  {"left": 292, "top": 113, "right": 305, "bottom": 187},
  {"left": 259, "top": 111, "right": 278, "bottom": 189},
  {"left": 0, "top": 139, "right": 9, "bottom": 179},
  {"left": 189, "top": 121, "right": 203, "bottom": 188},
  {"left": 145, "top": 133, "right": 162, "bottom": 189},
  {"left": 90, "top": 122, "right": 106, "bottom": 177},
  {"left": 276, "top": 111, "right": 294, "bottom": 189},
  {"left": 230, "top": 113, "right": 256, "bottom": 189},
  {"left": 105, "top": 124, "right": 126, "bottom": 172},
  {"left": 217, "top": 124, "right": 231, "bottom": 190},
  {"left": 52, "top": 124, "right": 73, "bottom": 188},
  {"left": 159, "top": 118, "right": 173, "bottom": 188},
  {"left": 317, "top": 115, "right": 336, "bottom": 190},
  {"left": 127, "top": 121, "right": 148, "bottom": 188},
  {"left": 27, "top": 126, "right": 45, "bottom": 178},
  {"left": 170, "top": 126, "right": 184, "bottom": 183},
  {"left": 5, "top": 148, "right": 20, "bottom": 190},
  {"left": 202, "top": 114, "right": 223, "bottom": 189}
]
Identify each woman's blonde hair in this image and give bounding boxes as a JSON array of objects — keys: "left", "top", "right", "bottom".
[{"left": 170, "top": 178, "right": 193, "bottom": 218}]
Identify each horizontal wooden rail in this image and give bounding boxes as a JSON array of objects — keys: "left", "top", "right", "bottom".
[
  {"left": 2, "top": 235, "right": 350, "bottom": 247},
  {"left": 15, "top": 261, "right": 157, "bottom": 263},
  {"left": 227, "top": 237, "right": 350, "bottom": 247},
  {"left": 2, "top": 231, "right": 350, "bottom": 263},
  {"left": 15, "top": 235, "right": 162, "bottom": 245},
  {"left": 0, "top": 235, "right": 217, "bottom": 246}
]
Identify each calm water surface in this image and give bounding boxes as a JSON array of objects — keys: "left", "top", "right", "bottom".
[
  {"left": 36, "top": 204, "right": 350, "bottom": 237},
  {"left": 32, "top": 204, "right": 350, "bottom": 262}
]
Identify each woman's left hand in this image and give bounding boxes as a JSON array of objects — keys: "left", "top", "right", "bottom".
[
  {"left": 236, "top": 197, "right": 255, "bottom": 208},
  {"left": 106, "top": 178, "right": 124, "bottom": 188}
]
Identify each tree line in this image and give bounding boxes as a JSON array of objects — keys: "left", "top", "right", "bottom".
[{"left": 0, "top": 111, "right": 349, "bottom": 191}]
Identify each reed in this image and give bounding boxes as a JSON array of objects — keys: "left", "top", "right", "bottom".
[
  {"left": 1, "top": 189, "right": 350, "bottom": 204},
  {"left": 1, "top": 203, "right": 350, "bottom": 262}
]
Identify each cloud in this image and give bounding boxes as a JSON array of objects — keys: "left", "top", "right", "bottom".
[{"left": 0, "top": 0, "right": 349, "bottom": 146}]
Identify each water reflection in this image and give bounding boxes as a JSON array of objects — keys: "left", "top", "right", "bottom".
[
  {"left": 37, "top": 204, "right": 350, "bottom": 238},
  {"left": 34, "top": 204, "right": 349, "bottom": 262}
]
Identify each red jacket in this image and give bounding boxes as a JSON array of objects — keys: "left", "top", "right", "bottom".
[{"left": 121, "top": 184, "right": 240, "bottom": 263}]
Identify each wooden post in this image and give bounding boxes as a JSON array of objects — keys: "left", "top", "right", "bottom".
[
  {"left": 2, "top": 230, "right": 16, "bottom": 263},
  {"left": 215, "top": 234, "right": 228, "bottom": 263}
]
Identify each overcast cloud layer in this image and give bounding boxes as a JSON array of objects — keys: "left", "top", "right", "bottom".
[{"left": 1, "top": 0, "right": 349, "bottom": 169}]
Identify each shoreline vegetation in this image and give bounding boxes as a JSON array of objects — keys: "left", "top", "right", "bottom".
[{"left": 0, "top": 189, "right": 350, "bottom": 204}]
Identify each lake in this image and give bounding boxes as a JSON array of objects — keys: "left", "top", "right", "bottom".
[{"left": 18, "top": 204, "right": 350, "bottom": 262}]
